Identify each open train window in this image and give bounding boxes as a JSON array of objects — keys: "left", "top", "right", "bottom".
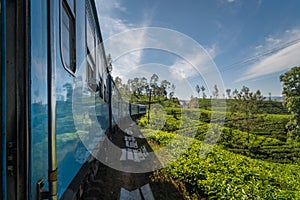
[{"left": 61, "top": 0, "right": 76, "bottom": 74}]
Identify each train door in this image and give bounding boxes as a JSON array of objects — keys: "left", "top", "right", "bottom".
[
  {"left": 2, "top": 0, "right": 30, "bottom": 199},
  {"left": 1, "top": 0, "right": 4, "bottom": 199}
]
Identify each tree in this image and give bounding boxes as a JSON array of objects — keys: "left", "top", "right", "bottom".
[
  {"left": 280, "top": 66, "right": 300, "bottom": 141},
  {"left": 231, "top": 86, "right": 264, "bottom": 144},
  {"left": 141, "top": 77, "right": 148, "bottom": 93},
  {"left": 201, "top": 86, "right": 206, "bottom": 99},
  {"left": 63, "top": 83, "right": 73, "bottom": 101},
  {"left": 169, "top": 84, "right": 176, "bottom": 99},
  {"left": 195, "top": 85, "right": 200, "bottom": 98},
  {"left": 226, "top": 89, "right": 231, "bottom": 99},
  {"left": 212, "top": 84, "right": 219, "bottom": 98},
  {"left": 150, "top": 74, "right": 159, "bottom": 99},
  {"left": 232, "top": 89, "right": 238, "bottom": 98},
  {"left": 160, "top": 80, "right": 171, "bottom": 98},
  {"left": 129, "top": 77, "right": 140, "bottom": 98},
  {"left": 114, "top": 76, "right": 122, "bottom": 88}
]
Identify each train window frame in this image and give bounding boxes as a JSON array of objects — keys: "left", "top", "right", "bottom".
[
  {"left": 60, "top": 0, "right": 76, "bottom": 75},
  {"left": 65, "top": 0, "right": 75, "bottom": 14},
  {"left": 87, "top": 55, "right": 96, "bottom": 91},
  {"left": 85, "top": 1, "right": 97, "bottom": 92},
  {"left": 99, "top": 77, "right": 103, "bottom": 98},
  {"left": 104, "top": 85, "right": 107, "bottom": 102}
]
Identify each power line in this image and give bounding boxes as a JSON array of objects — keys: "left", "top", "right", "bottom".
[{"left": 221, "top": 38, "right": 300, "bottom": 72}]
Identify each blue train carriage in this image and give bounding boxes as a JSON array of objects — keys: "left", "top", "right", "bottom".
[
  {"left": 111, "top": 81, "right": 123, "bottom": 126},
  {"left": 1, "top": 0, "right": 113, "bottom": 199},
  {"left": 138, "top": 104, "right": 147, "bottom": 115},
  {"left": 129, "top": 103, "right": 147, "bottom": 120}
]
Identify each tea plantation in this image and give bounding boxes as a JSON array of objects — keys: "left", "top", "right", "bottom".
[{"left": 138, "top": 101, "right": 300, "bottom": 199}]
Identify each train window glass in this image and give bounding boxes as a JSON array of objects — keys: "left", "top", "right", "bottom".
[
  {"left": 97, "top": 44, "right": 102, "bottom": 77},
  {"left": 99, "top": 77, "right": 103, "bottom": 98},
  {"left": 87, "top": 55, "right": 96, "bottom": 91},
  {"left": 66, "top": 0, "right": 75, "bottom": 15},
  {"left": 86, "top": 2, "right": 97, "bottom": 91},
  {"left": 104, "top": 85, "right": 107, "bottom": 102},
  {"left": 87, "top": 60, "right": 93, "bottom": 82},
  {"left": 86, "top": 18, "right": 95, "bottom": 62},
  {"left": 97, "top": 44, "right": 106, "bottom": 79},
  {"left": 61, "top": 0, "right": 76, "bottom": 73}
]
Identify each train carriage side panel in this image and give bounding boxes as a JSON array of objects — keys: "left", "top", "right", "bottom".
[
  {"left": 32, "top": 0, "right": 107, "bottom": 198},
  {"left": 2, "top": 0, "right": 110, "bottom": 199},
  {"left": 29, "top": 1, "right": 50, "bottom": 199},
  {"left": 138, "top": 104, "right": 146, "bottom": 115},
  {"left": 52, "top": 0, "right": 109, "bottom": 198}
]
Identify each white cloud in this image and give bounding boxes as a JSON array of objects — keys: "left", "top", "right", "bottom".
[
  {"left": 266, "top": 37, "right": 281, "bottom": 45},
  {"left": 95, "top": 0, "right": 149, "bottom": 80},
  {"left": 170, "top": 59, "right": 195, "bottom": 80},
  {"left": 95, "top": 1, "right": 220, "bottom": 86},
  {"left": 227, "top": 0, "right": 235, "bottom": 2},
  {"left": 95, "top": 0, "right": 137, "bottom": 39},
  {"left": 237, "top": 40, "right": 300, "bottom": 82},
  {"left": 255, "top": 45, "right": 263, "bottom": 49},
  {"left": 255, "top": 29, "right": 300, "bottom": 52},
  {"left": 237, "top": 28, "right": 300, "bottom": 82},
  {"left": 113, "top": 2, "right": 127, "bottom": 12},
  {"left": 169, "top": 51, "right": 215, "bottom": 81},
  {"left": 205, "top": 43, "right": 219, "bottom": 58}
]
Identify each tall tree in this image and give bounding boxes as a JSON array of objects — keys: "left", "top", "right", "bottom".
[
  {"left": 140, "top": 77, "right": 148, "bottom": 94},
  {"left": 226, "top": 89, "right": 231, "bottom": 99},
  {"left": 160, "top": 80, "right": 171, "bottom": 98},
  {"left": 114, "top": 76, "right": 122, "bottom": 88},
  {"left": 195, "top": 85, "right": 200, "bottom": 98},
  {"left": 131, "top": 77, "right": 140, "bottom": 96},
  {"left": 280, "top": 66, "right": 300, "bottom": 141},
  {"left": 201, "top": 86, "right": 206, "bottom": 99},
  {"left": 212, "top": 84, "right": 219, "bottom": 98},
  {"left": 232, "top": 86, "right": 264, "bottom": 144},
  {"left": 150, "top": 74, "right": 159, "bottom": 99},
  {"left": 169, "top": 83, "right": 176, "bottom": 99},
  {"left": 63, "top": 83, "right": 73, "bottom": 101},
  {"left": 232, "top": 89, "right": 238, "bottom": 98}
]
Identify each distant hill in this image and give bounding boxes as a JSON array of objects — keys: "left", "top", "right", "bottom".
[{"left": 270, "top": 96, "right": 283, "bottom": 102}]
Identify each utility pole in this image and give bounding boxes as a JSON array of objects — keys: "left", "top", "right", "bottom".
[{"left": 148, "top": 88, "right": 151, "bottom": 124}]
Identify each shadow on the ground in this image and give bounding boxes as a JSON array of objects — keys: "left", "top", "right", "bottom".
[{"left": 82, "top": 121, "right": 189, "bottom": 200}]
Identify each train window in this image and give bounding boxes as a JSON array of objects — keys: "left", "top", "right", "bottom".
[
  {"left": 87, "top": 57, "right": 96, "bottom": 91},
  {"left": 99, "top": 77, "right": 103, "bottom": 98},
  {"left": 86, "top": 18, "right": 95, "bottom": 62},
  {"left": 66, "top": 0, "right": 75, "bottom": 14},
  {"left": 97, "top": 44, "right": 105, "bottom": 78},
  {"left": 104, "top": 85, "right": 107, "bottom": 102},
  {"left": 86, "top": 2, "right": 97, "bottom": 91},
  {"left": 61, "top": 0, "right": 76, "bottom": 73}
]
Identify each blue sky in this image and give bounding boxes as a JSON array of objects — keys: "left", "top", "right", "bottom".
[{"left": 96, "top": 0, "right": 300, "bottom": 99}]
